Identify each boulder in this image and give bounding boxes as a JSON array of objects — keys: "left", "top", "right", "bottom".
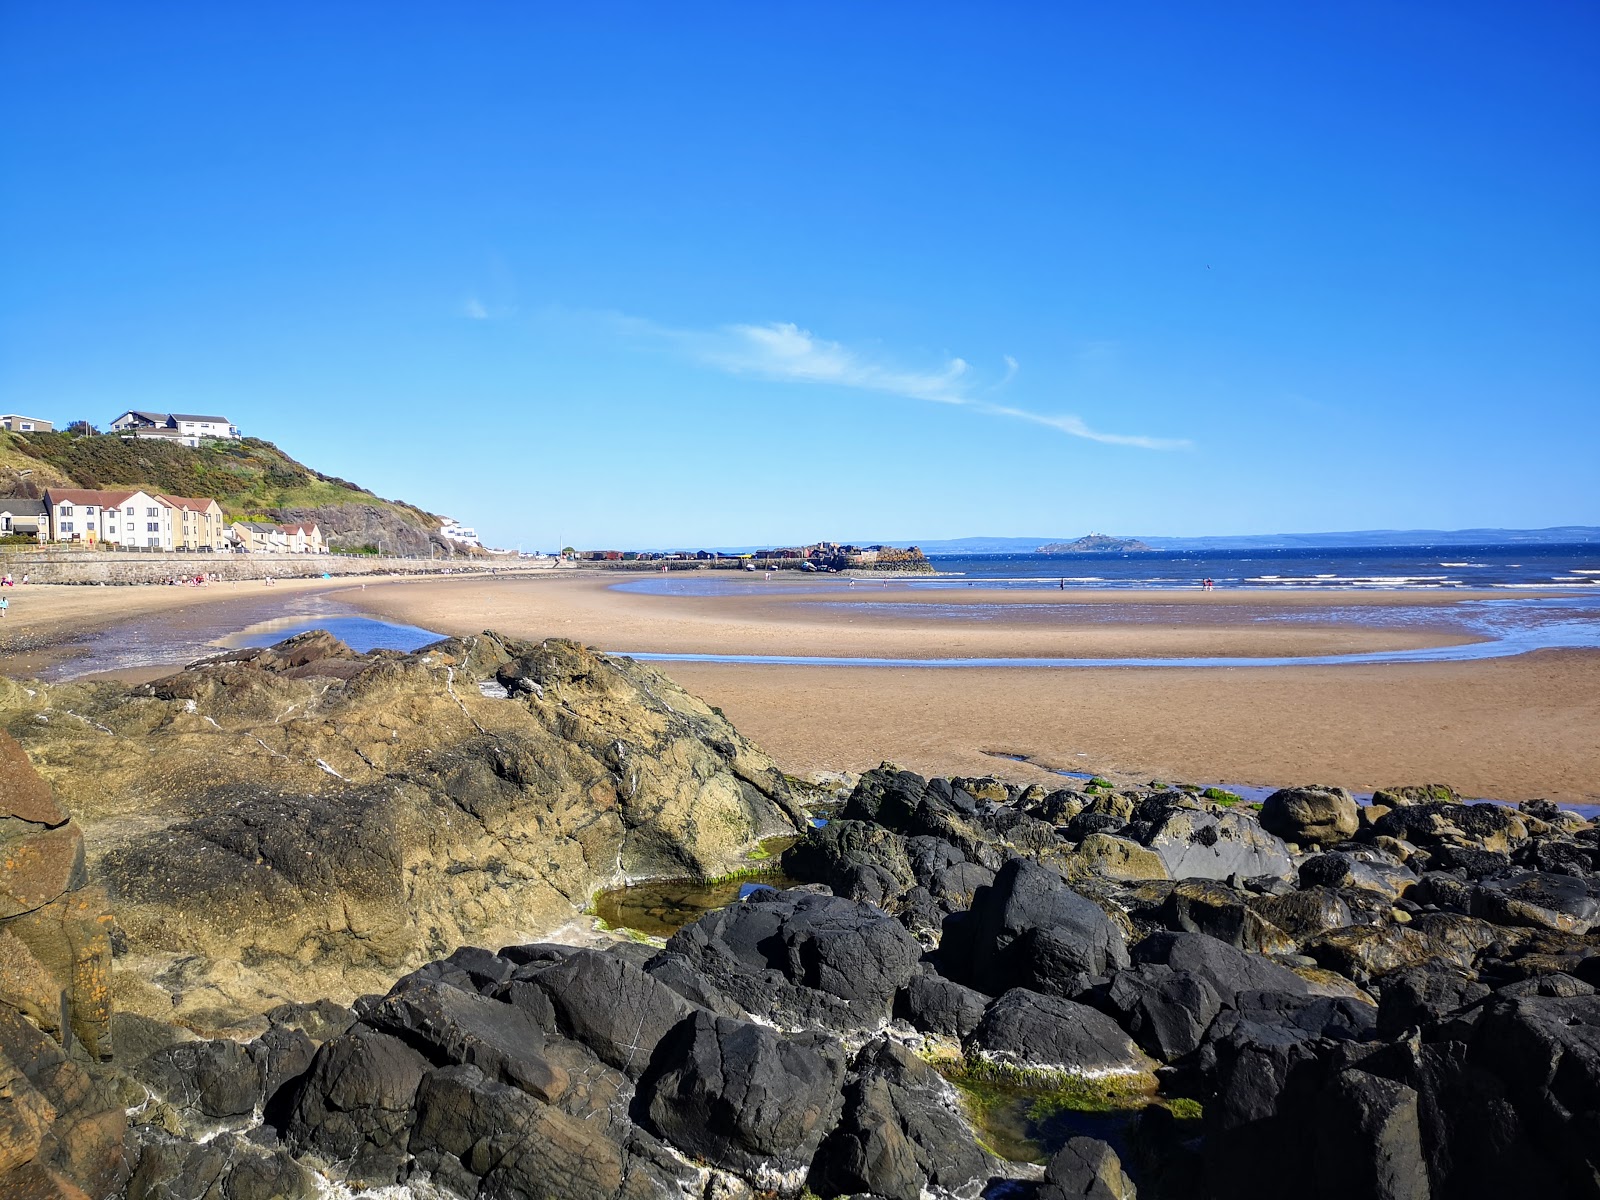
[
  {"left": 950, "top": 858, "right": 1129, "bottom": 996},
  {"left": 531, "top": 948, "right": 694, "bottom": 1078},
  {"left": 1311, "top": 1068, "right": 1430, "bottom": 1200},
  {"left": 1075, "top": 832, "right": 1170, "bottom": 882},
  {"left": 1102, "top": 964, "right": 1224, "bottom": 1062},
  {"left": 1160, "top": 879, "right": 1296, "bottom": 955},
  {"left": 665, "top": 888, "right": 922, "bottom": 1029},
  {"left": 968, "top": 988, "right": 1154, "bottom": 1078},
  {"left": 1131, "top": 931, "right": 1310, "bottom": 1004},
  {"left": 895, "top": 965, "right": 989, "bottom": 1040},
  {"left": 285, "top": 1024, "right": 430, "bottom": 1184},
  {"left": 779, "top": 820, "right": 916, "bottom": 907},
  {"left": 1141, "top": 808, "right": 1293, "bottom": 881},
  {"left": 807, "top": 1038, "right": 991, "bottom": 1200},
  {"left": 1304, "top": 914, "right": 1497, "bottom": 985},
  {"left": 17, "top": 635, "right": 803, "bottom": 1026},
  {"left": 1470, "top": 872, "right": 1599, "bottom": 934},
  {"left": 1247, "top": 887, "right": 1357, "bottom": 944},
  {"left": 1260, "top": 786, "right": 1360, "bottom": 848},
  {"left": 640, "top": 1010, "right": 847, "bottom": 1186},
  {"left": 1038, "top": 1136, "right": 1138, "bottom": 1200},
  {"left": 127, "top": 1130, "right": 320, "bottom": 1200}
]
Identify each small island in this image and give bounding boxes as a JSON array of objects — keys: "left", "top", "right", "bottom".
[{"left": 1037, "top": 532, "right": 1153, "bottom": 553}]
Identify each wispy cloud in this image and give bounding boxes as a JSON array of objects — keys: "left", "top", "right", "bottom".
[
  {"left": 619, "top": 317, "right": 1187, "bottom": 450},
  {"left": 462, "top": 297, "right": 490, "bottom": 320}
]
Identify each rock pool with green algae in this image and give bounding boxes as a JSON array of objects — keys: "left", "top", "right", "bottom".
[
  {"left": 940, "top": 1062, "right": 1203, "bottom": 1192},
  {"left": 591, "top": 835, "right": 800, "bottom": 938}
]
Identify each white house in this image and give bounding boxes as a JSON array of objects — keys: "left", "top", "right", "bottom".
[
  {"left": 44, "top": 488, "right": 176, "bottom": 548},
  {"left": 110, "top": 412, "right": 241, "bottom": 444},
  {"left": 0, "top": 415, "right": 53, "bottom": 433},
  {"left": 439, "top": 519, "right": 481, "bottom": 547},
  {"left": 0, "top": 498, "right": 49, "bottom": 540}
]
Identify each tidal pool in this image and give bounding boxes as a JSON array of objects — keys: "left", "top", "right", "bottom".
[{"left": 591, "top": 836, "right": 800, "bottom": 938}]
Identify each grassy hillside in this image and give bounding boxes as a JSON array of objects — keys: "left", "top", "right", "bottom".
[{"left": 0, "top": 430, "right": 462, "bottom": 554}]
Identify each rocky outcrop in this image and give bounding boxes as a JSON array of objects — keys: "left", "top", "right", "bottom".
[
  {"left": 0, "top": 733, "right": 125, "bottom": 1200},
  {"left": 0, "top": 632, "right": 804, "bottom": 1026}
]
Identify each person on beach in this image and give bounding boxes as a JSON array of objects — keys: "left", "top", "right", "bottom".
[{"left": 1, "top": 596, "right": 9, "bottom": 617}]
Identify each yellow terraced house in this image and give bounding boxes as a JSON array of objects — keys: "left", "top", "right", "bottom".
[{"left": 158, "top": 495, "right": 227, "bottom": 550}]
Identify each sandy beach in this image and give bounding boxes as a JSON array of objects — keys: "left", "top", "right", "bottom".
[
  {"left": 346, "top": 574, "right": 1600, "bottom": 806},
  {"left": 1, "top": 570, "right": 1594, "bottom": 805}
]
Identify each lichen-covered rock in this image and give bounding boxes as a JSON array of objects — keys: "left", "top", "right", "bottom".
[
  {"left": 1260, "top": 786, "right": 1360, "bottom": 848},
  {"left": 2, "top": 634, "right": 803, "bottom": 1025}
]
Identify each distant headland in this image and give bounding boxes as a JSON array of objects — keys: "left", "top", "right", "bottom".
[{"left": 1036, "top": 533, "right": 1153, "bottom": 554}]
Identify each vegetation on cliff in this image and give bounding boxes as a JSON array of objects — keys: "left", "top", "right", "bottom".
[{"left": 0, "top": 429, "right": 456, "bottom": 553}]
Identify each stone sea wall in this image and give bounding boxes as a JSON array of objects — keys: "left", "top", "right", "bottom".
[{"left": 0, "top": 549, "right": 542, "bottom": 584}]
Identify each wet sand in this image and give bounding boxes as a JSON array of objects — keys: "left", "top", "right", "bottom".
[
  {"left": 345, "top": 574, "right": 1600, "bottom": 806},
  {"left": 2, "top": 571, "right": 1593, "bottom": 805}
]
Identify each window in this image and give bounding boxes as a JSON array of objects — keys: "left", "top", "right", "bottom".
[
  {"left": 146, "top": 507, "right": 159, "bottom": 517},
  {"left": 20, "top": 423, "right": 32, "bottom": 431},
  {"left": 86, "top": 506, "right": 96, "bottom": 514},
  {"left": 147, "top": 537, "right": 159, "bottom": 547},
  {"left": 147, "top": 522, "right": 160, "bottom": 532},
  {"left": 86, "top": 521, "right": 95, "bottom": 530},
  {"left": 60, "top": 506, "right": 74, "bottom": 516},
  {"left": 125, "top": 508, "right": 134, "bottom": 516},
  {"left": 60, "top": 521, "right": 73, "bottom": 532}
]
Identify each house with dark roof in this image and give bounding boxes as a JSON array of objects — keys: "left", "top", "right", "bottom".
[
  {"left": 0, "top": 497, "right": 49, "bottom": 540},
  {"left": 158, "top": 495, "right": 227, "bottom": 550},
  {"left": 109, "top": 411, "right": 240, "bottom": 444}
]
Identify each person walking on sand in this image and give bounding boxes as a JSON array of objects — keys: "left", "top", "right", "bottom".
[{"left": 1, "top": 596, "right": 9, "bottom": 617}]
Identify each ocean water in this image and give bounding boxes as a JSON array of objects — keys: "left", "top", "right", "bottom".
[{"left": 617, "top": 543, "right": 1600, "bottom": 594}]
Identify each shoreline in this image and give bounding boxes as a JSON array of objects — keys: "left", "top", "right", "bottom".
[{"left": 0, "top": 571, "right": 1593, "bottom": 805}]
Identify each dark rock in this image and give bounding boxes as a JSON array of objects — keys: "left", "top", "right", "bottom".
[
  {"left": 127, "top": 1129, "right": 320, "bottom": 1200},
  {"left": 665, "top": 888, "right": 923, "bottom": 1029},
  {"left": 1102, "top": 963, "right": 1223, "bottom": 1062},
  {"left": 1470, "top": 871, "right": 1600, "bottom": 934},
  {"left": 951, "top": 858, "right": 1129, "bottom": 997},
  {"left": 1130, "top": 931, "right": 1310, "bottom": 1004},
  {"left": 779, "top": 820, "right": 915, "bottom": 907},
  {"left": 968, "top": 988, "right": 1152, "bottom": 1076},
  {"left": 1037, "top": 1135, "right": 1137, "bottom": 1200},
  {"left": 1160, "top": 879, "right": 1296, "bottom": 955},
  {"left": 1310, "top": 1068, "right": 1430, "bottom": 1200},
  {"left": 807, "top": 1038, "right": 991, "bottom": 1200},
  {"left": 895, "top": 965, "right": 989, "bottom": 1039},
  {"left": 532, "top": 948, "right": 694, "bottom": 1078},
  {"left": 285, "top": 1025, "right": 430, "bottom": 1184},
  {"left": 1247, "top": 887, "right": 1356, "bottom": 944},
  {"left": 408, "top": 1063, "right": 669, "bottom": 1200},
  {"left": 1304, "top": 914, "right": 1497, "bottom": 985},
  {"left": 1375, "top": 965, "right": 1492, "bottom": 1037},
  {"left": 363, "top": 977, "right": 560, "bottom": 1099},
  {"left": 642, "top": 950, "right": 749, "bottom": 1019},
  {"left": 135, "top": 1038, "right": 262, "bottom": 1123},
  {"left": 640, "top": 1010, "right": 847, "bottom": 1184}
]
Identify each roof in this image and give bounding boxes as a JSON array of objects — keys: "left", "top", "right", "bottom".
[
  {"left": 156, "top": 494, "right": 221, "bottom": 512},
  {"left": 43, "top": 488, "right": 139, "bottom": 507},
  {"left": 0, "top": 498, "right": 48, "bottom": 516},
  {"left": 169, "top": 414, "right": 232, "bottom": 424},
  {"left": 0, "top": 414, "right": 50, "bottom": 423},
  {"left": 113, "top": 411, "right": 168, "bottom": 423},
  {"left": 232, "top": 520, "right": 279, "bottom": 531},
  {"left": 277, "top": 522, "right": 319, "bottom": 534}
]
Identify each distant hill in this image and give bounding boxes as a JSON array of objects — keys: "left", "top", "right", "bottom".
[
  {"left": 0, "top": 430, "right": 469, "bottom": 556},
  {"left": 1037, "top": 534, "right": 1153, "bottom": 554},
  {"left": 902, "top": 527, "right": 1600, "bottom": 554}
]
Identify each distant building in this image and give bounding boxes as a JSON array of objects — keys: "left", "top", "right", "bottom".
[
  {"left": 226, "top": 520, "right": 325, "bottom": 554},
  {"left": 0, "top": 415, "right": 53, "bottom": 433},
  {"left": 439, "top": 519, "right": 481, "bottom": 547},
  {"left": 110, "top": 411, "right": 241, "bottom": 445},
  {"left": 0, "top": 497, "right": 48, "bottom": 540}
]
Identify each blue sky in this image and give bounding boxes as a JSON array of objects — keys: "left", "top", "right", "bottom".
[{"left": 2, "top": 3, "right": 1596, "bottom": 549}]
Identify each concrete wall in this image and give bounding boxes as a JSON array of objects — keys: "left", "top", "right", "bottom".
[{"left": 0, "top": 548, "right": 490, "bottom": 584}]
